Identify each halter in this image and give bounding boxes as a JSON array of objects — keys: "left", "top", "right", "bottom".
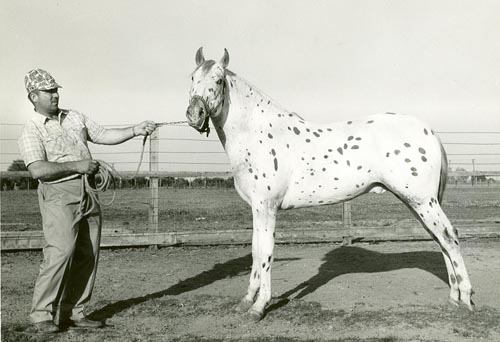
[{"left": 188, "top": 78, "right": 226, "bottom": 137}]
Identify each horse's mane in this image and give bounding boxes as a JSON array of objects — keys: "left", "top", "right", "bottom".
[{"left": 225, "top": 69, "right": 288, "bottom": 113}]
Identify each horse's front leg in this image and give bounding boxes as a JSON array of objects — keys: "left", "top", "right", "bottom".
[
  {"left": 244, "top": 201, "right": 277, "bottom": 321},
  {"left": 235, "top": 225, "right": 261, "bottom": 313}
]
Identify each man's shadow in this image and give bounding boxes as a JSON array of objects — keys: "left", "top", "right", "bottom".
[
  {"left": 90, "top": 245, "right": 448, "bottom": 320},
  {"left": 267, "top": 245, "right": 448, "bottom": 313}
]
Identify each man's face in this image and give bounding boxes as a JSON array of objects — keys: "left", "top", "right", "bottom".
[{"left": 32, "top": 88, "right": 59, "bottom": 115}]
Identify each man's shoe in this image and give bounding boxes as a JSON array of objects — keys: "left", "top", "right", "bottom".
[
  {"left": 69, "top": 317, "right": 105, "bottom": 329},
  {"left": 33, "top": 320, "right": 60, "bottom": 333}
]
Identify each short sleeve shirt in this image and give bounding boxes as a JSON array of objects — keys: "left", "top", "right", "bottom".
[{"left": 18, "top": 109, "right": 105, "bottom": 168}]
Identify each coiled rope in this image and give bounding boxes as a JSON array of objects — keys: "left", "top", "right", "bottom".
[{"left": 77, "top": 121, "right": 189, "bottom": 219}]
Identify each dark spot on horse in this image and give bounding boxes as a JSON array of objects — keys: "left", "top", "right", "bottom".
[
  {"left": 386, "top": 153, "right": 390, "bottom": 157},
  {"left": 262, "top": 263, "right": 266, "bottom": 268},
  {"left": 306, "top": 128, "right": 310, "bottom": 132},
  {"left": 394, "top": 149, "right": 400, "bottom": 155},
  {"left": 404, "top": 143, "right": 411, "bottom": 147},
  {"left": 347, "top": 121, "right": 352, "bottom": 125},
  {"left": 313, "top": 132, "right": 320, "bottom": 137},
  {"left": 334, "top": 160, "right": 338, "bottom": 164},
  {"left": 431, "top": 130, "right": 435, "bottom": 135},
  {"left": 357, "top": 166, "right": 362, "bottom": 170},
  {"left": 419, "top": 147, "right": 426, "bottom": 154},
  {"left": 273, "top": 158, "right": 278, "bottom": 171},
  {"left": 367, "top": 120, "right": 374, "bottom": 124},
  {"left": 310, "top": 172, "right": 315, "bottom": 176},
  {"left": 424, "top": 128, "right": 428, "bottom": 135},
  {"left": 267, "top": 186, "right": 271, "bottom": 191},
  {"left": 348, "top": 136, "right": 353, "bottom": 141},
  {"left": 411, "top": 167, "right": 417, "bottom": 171},
  {"left": 356, "top": 137, "right": 362, "bottom": 141},
  {"left": 293, "top": 127, "right": 300, "bottom": 135},
  {"left": 268, "top": 133, "right": 273, "bottom": 139},
  {"left": 412, "top": 172, "right": 418, "bottom": 176},
  {"left": 318, "top": 129, "right": 323, "bottom": 133},
  {"left": 337, "top": 148, "right": 343, "bottom": 155},
  {"left": 347, "top": 160, "right": 351, "bottom": 167},
  {"left": 288, "top": 127, "right": 291, "bottom": 130},
  {"left": 327, "top": 128, "right": 332, "bottom": 131},
  {"left": 422, "top": 156, "right": 427, "bottom": 162},
  {"left": 324, "top": 155, "right": 328, "bottom": 159},
  {"left": 328, "top": 149, "right": 333, "bottom": 152},
  {"left": 254, "top": 175, "right": 258, "bottom": 180},
  {"left": 453, "top": 228, "right": 459, "bottom": 237},
  {"left": 456, "top": 274, "right": 463, "bottom": 284},
  {"left": 262, "top": 173, "right": 266, "bottom": 178},
  {"left": 305, "top": 139, "right": 311, "bottom": 143},
  {"left": 259, "top": 140, "right": 262, "bottom": 144},
  {"left": 268, "top": 101, "right": 270, "bottom": 104},
  {"left": 405, "top": 158, "right": 411, "bottom": 163},
  {"left": 249, "top": 168, "right": 253, "bottom": 173},
  {"left": 287, "top": 144, "right": 290, "bottom": 148},
  {"left": 450, "top": 274, "right": 456, "bottom": 284},
  {"left": 351, "top": 145, "right": 359, "bottom": 149},
  {"left": 368, "top": 169, "right": 371, "bottom": 173},
  {"left": 453, "top": 261, "right": 459, "bottom": 267},
  {"left": 443, "top": 229, "right": 452, "bottom": 241},
  {"left": 230, "top": 81, "right": 233, "bottom": 88},
  {"left": 271, "top": 149, "right": 276, "bottom": 156},
  {"left": 344, "top": 143, "right": 348, "bottom": 149},
  {"left": 322, "top": 168, "right": 326, "bottom": 171}
]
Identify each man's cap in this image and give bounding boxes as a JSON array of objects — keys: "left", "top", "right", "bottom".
[{"left": 24, "top": 69, "right": 62, "bottom": 93}]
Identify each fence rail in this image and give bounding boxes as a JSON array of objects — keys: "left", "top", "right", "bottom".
[{"left": 2, "top": 126, "right": 499, "bottom": 250}]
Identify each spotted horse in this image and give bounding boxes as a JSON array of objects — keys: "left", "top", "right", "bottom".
[{"left": 185, "top": 47, "right": 474, "bottom": 321}]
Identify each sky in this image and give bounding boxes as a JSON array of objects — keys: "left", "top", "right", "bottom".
[{"left": 1, "top": 0, "right": 499, "bottom": 172}]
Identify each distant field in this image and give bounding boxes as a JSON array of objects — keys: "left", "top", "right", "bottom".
[{"left": 1, "top": 185, "right": 499, "bottom": 233}]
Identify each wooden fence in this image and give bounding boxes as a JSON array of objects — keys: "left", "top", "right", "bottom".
[{"left": 1, "top": 131, "right": 499, "bottom": 250}]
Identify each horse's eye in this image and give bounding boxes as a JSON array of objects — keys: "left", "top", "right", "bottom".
[{"left": 216, "top": 79, "right": 223, "bottom": 85}]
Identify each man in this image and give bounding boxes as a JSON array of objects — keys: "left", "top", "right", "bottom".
[{"left": 18, "top": 69, "right": 157, "bottom": 333}]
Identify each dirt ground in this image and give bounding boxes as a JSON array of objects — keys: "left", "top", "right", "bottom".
[{"left": 2, "top": 239, "right": 500, "bottom": 342}]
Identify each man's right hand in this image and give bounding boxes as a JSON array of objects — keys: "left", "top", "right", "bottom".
[{"left": 75, "top": 159, "right": 100, "bottom": 175}]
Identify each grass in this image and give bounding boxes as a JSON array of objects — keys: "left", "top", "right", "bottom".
[{"left": 1, "top": 185, "right": 499, "bottom": 233}]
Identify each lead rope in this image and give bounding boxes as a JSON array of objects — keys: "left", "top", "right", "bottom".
[{"left": 77, "top": 121, "right": 189, "bottom": 219}]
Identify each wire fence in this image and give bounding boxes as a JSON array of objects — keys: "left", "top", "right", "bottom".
[
  {"left": 1, "top": 122, "right": 500, "bottom": 172},
  {"left": 1, "top": 123, "right": 499, "bottom": 249}
]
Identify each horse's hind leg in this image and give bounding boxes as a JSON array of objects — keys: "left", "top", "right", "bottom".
[{"left": 407, "top": 198, "right": 474, "bottom": 310}]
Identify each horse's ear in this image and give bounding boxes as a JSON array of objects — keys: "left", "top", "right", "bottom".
[
  {"left": 195, "top": 47, "right": 205, "bottom": 66},
  {"left": 220, "top": 48, "right": 230, "bottom": 68}
]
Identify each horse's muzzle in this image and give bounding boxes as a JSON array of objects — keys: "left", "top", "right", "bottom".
[{"left": 186, "top": 98, "right": 210, "bottom": 135}]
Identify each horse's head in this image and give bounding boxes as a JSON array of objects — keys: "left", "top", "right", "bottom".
[{"left": 186, "top": 47, "right": 229, "bottom": 135}]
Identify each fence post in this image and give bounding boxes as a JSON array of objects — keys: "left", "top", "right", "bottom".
[
  {"left": 342, "top": 201, "right": 353, "bottom": 245},
  {"left": 149, "top": 129, "right": 159, "bottom": 233}
]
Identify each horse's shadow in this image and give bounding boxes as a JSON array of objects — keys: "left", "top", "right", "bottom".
[
  {"left": 90, "top": 245, "right": 448, "bottom": 320},
  {"left": 267, "top": 245, "right": 448, "bottom": 313}
]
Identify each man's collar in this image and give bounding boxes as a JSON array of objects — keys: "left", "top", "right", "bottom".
[{"left": 32, "top": 109, "right": 69, "bottom": 125}]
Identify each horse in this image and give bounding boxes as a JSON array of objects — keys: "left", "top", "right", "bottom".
[{"left": 185, "top": 47, "right": 474, "bottom": 321}]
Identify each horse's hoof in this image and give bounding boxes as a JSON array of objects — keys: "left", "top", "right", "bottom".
[
  {"left": 247, "top": 309, "right": 263, "bottom": 322},
  {"left": 235, "top": 299, "right": 253, "bottom": 313},
  {"left": 448, "top": 297, "right": 460, "bottom": 308},
  {"left": 463, "top": 299, "right": 475, "bottom": 312}
]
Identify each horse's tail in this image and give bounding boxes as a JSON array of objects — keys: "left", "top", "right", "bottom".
[{"left": 438, "top": 140, "right": 448, "bottom": 204}]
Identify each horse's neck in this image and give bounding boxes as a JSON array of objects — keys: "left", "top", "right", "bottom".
[{"left": 213, "top": 73, "right": 287, "bottom": 143}]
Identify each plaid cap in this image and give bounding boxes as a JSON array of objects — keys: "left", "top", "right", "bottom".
[{"left": 24, "top": 69, "right": 62, "bottom": 93}]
